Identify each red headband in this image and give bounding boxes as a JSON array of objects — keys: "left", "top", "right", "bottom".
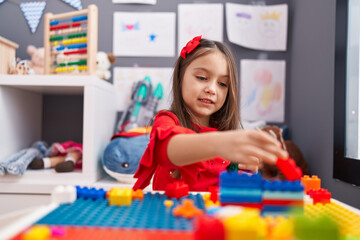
[{"left": 180, "top": 35, "right": 202, "bottom": 59}]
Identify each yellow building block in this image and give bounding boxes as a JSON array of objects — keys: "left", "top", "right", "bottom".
[
  {"left": 223, "top": 208, "right": 266, "bottom": 240},
  {"left": 22, "top": 225, "right": 51, "bottom": 240},
  {"left": 108, "top": 187, "right": 133, "bottom": 206}
]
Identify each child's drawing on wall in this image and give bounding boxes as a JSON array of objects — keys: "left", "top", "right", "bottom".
[{"left": 241, "top": 60, "right": 286, "bottom": 123}]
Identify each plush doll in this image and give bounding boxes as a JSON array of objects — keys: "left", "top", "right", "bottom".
[
  {"left": 29, "top": 141, "right": 83, "bottom": 173},
  {"left": 261, "top": 125, "right": 309, "bottom": 180},
  {"left": 96, "top": 51, "right": 116, "bottom": 80},
  {"left": 27, "top": 45, "right": 45, "bottom": 74},
  {"left": 0, "top": 141, "right": 48, "bottom": 176}
]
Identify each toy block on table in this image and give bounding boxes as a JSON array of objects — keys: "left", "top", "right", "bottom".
[
  {"left": 194, "top": 215, "right": 225, "bottom": 240},
  {"left": 219, "top": 172, "right": 263, "bottom": 209},
  {"left": 108, "top": 187, "right": 133, "bottom": 206},
  {"left": 51, "top": 185, "right": 77, "bottom": 204},
  {"left": 308, "top": 188, "right": 331, "bottom": 205},
  {"left": 223, "top": 208, "right": 266, "bottom": 240},
  {"left": 172, "top": 199, "right": 204, "bottom": 219},
  {"left": 262, "top": 180, "right": 304, "bottom": 215},
  {"left": 76, "top": 186, "right": 106, "bottom": 200},
  {"left": 132, "top": 189, "right": 144, "bottom": 201},
  {"left": 165, "top": 181, "right": 189, "bottom": 199},
  {"left": 301, "top": 175, "right": 321, "bottom": 193},
  {"left": 22, "top": 225, "right": 51, "bottom": 240},
  {"left": 276, "top": 157, "right": 303, "bottom": 181}
]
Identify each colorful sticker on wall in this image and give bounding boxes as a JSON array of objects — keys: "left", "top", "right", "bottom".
[
  {"left": 20, "top": 1, "right": 46, "bottom": 33},
  {"left": 113, "top": 12, "right": 175, "bottom": 57},
  {"left": 61, "top": 0, "right": 82, "bottom": 10},
  {"left": 240, "top": 59, "right": 286, "bottom": 123},
  {"left": 113, "top": 67, "right": 173, "bottom": 111},
  {"left": 226, "top": 3, "right": 288, "bottom": 51},
  {"left": 178, "top": 3, "right": 223, "bottom": 54}
]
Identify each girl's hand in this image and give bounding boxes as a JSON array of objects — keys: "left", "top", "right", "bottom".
[{"left": 216, "top": 129, "right": 288, "bottom": 171}]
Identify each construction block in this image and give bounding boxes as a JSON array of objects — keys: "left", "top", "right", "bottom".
[
  {"left": 76, "top": 186, "right": 106, "bottom": 200},
  {"left": 22, "top": 225, "right": 51, "bottom": 240},
  {"left": 219, "top": 171, "right": 262, "bottom": 189},
  {"left": 173, "top": 199, "right": 204, "bottom": 219},
  {"left": 208, "top": 186, "right": 219, "bottom": 203},
  {"left": 36, "top": 192, "right": 205, "bottom": 230},
  {"left": 223, "top": 209, "right": 266, "bottom": 240},
  {"left": 262, "top": 180, "right": 304, "bottom": 192},
  {"left": 51, "top": 185, "right": 77, "bottom": 204},
  {"left": 276, "top": 158, "right": 303, "bottom": 181},
  {"left": 165, "top": 181, "right": 189, "bottom": 199},
  {"left": 194, "top": 215, "right": 225, "bottom": 240},
  {"left": 294, "top": 215, "right": 339, "bottom": 240},
  {"left": 263, "top": 191, "right": 304, "bottom": 200},
  {"left": 108, "top": 187, "right": 133, "bottom": 206},
  {"left": 132, "top": 189, "right": 144, "bottom": 201},
  {"left": 301, "top": 175, "right": 321, "bottom": 193},
  {"left": 308, "top": 188, "right": 331, "bottom": 204}
]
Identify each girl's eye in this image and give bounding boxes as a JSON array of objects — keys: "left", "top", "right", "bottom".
[
  {"left": 196, "top": 76, "right": 207, "bottom": 80},
  {"left": 219, "top": 82, "right": 228, "bottom": 87}
]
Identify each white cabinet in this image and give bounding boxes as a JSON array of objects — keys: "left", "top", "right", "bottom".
[{"left": 0, "top": 75, "right": 117, "bottom": 194}]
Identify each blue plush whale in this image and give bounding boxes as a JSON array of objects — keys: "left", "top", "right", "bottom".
[{"left": 102, "top": 134, "right": 149, "bottom": 180}]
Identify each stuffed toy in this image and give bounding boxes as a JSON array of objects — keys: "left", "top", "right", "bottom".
[
  {"left": 27, "top": 45, "right": 45, "bottom": 74},
  {"left": 102, "top": 131, "right": 150, "bottom": 183},
  {"left": 261, "top": 125, "right": 309, "bottom": 180},
  {"left": 29, "top": 141, "right": 82, "bottom": 173},
  {"left": 96, "top": 51, "right": 116, "bottom": 80},
  {"left": 0, "top": 141, "right": 48, "bottom": 176}
]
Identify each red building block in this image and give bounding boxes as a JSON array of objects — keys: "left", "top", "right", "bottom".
[
  {"left": 308, "top": 188, "right": 331, "bottom": 204},
  {"left": 208, "top": 186, "right": 219, "bottom": 203},
  {"left": 276, "top": 157, "right": 303, "bottom": 181},
  {"left": 194, "top": 215, "right": 225, "bottom": 240},
  {"left": 165, "top": 181, "right": 189, "bottom": 199}
]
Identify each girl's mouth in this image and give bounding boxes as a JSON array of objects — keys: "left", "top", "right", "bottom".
[{"left": 199, "top": 98, "right": 214, "bottom": 104}]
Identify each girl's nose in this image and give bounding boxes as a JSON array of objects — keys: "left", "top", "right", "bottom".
[{"left": 205, "top": 85, "right": 216, "bottom": 95}]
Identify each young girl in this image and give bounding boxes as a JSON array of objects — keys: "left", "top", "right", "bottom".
[{"left": 133, "top": 36, "right": 288, "bottom": 191}]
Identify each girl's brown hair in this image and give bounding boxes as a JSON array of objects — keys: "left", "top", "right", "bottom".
[{"left": 170, "top": 38, "right": 241, "bottom": 131}]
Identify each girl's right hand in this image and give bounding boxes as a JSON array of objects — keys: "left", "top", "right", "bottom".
[{"left": 215, "top": 129, "right": 288, "bottom": 170}]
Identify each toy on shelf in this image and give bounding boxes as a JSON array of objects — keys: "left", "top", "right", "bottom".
[
  {"left": 43, "top": 4, "right": 98, "bottom": 75},
  {"left": 101, "top": 76, "right": 163, "bottom": 182},
  {"left": 27, "top": 45, "right": 45, "bottom": 74},
  {"left": 29, "top": 141, "right": 83, "bottom": 173},
  {"left": 0, "top": 141, "right": 48, "bottom": 176},
  {"left": 0, "top": 35, "right": 18, "bottom": 74},
  {"left": 96, "top": 51, "right": 116, "bottom": 80}
]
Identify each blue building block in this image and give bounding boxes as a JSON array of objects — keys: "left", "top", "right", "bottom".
[
  {"left": 219, "top": 172, "right": 262, "bottom": 189},
  {"left": 36, "top": 192, "right": 205, "bottom": 230},
  {"left": 262, "top": 180, "right": 304, "bottom": 192},
  {"left": 76, "top": 186, "right": 106, "bottom": 200},
  {"left": 220, "top": 195, "right": 262, "bottom": 203}
]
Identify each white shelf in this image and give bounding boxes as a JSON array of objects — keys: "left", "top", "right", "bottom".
[
  {"left": 0, "top": 74, "right": 113, "bottom": 94},
  {"left": 0, "top": 75, "right": 117, "bottom": 194}
]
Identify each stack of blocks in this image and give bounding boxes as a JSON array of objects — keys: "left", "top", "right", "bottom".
[
  {"left": 262, "top": 180, "right": 304, "bottom": 216},
  {"left": 219, "top": 171, "right": 263, "bottom": 209},
  {"left": 219, "top": 171, "right": 304, "bottom": 215}
]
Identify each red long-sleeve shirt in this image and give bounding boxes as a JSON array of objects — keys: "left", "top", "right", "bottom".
[{"left": 133, "top": 110, "right": 230, "bottom": 191}]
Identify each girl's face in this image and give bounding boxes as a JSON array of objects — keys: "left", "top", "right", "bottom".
[{"left": 181, "top": 51, "right": 229, "bottom": 127}]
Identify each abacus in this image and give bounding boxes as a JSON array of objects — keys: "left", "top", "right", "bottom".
[{"left": 44, "top": 4, "right": 98, "bottom": 75}]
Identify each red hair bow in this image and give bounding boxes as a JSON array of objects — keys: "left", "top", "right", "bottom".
[{"left": 180, "top": 35, "right": 202, "bottom": 59}]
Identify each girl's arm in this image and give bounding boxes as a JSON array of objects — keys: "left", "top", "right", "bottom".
[{"left": 167, "top": 129, "right": 288, "bottom": 167}]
